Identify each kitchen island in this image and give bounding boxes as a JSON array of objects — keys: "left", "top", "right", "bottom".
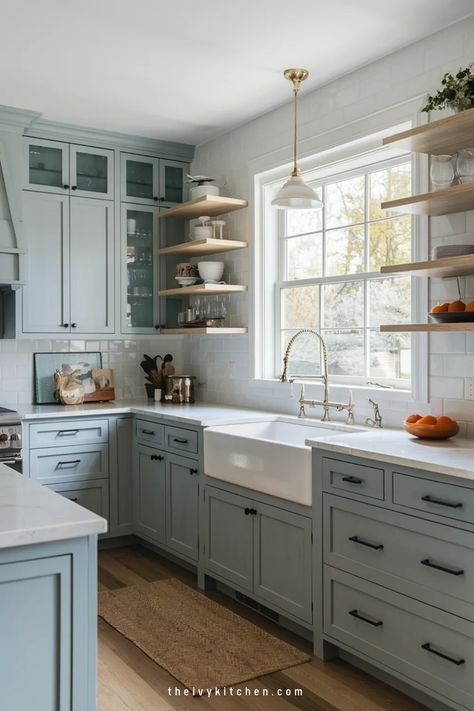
[{"left": 0, "top": 464, "right": 107, "bottom": 711}]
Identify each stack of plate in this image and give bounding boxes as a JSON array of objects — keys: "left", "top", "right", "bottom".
[{"left": 432, "top": 244, "right": 474, "bottom": 259}]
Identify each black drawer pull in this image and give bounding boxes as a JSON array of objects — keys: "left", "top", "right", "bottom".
[
  {"left": 421, "top": 559, "right": 464, "bottom": 576},
  {"left": 68, "top": 497, "right": 78, "bottom": 502},
  {"left": 244, "top": 507, "right": 257, "bottom": 516},
  {"left": 150, "top": 454, "right": 164, "bottom": 461},
  {"left": 421, "top": 643, "right": 465, "bottom": 666},
  {"left": 349, "top": 535, "right": 384, "bottom": 551},
  {"left": 349, "top": 609, "right": 383, "bottom": 627},
  {"left": 422, "top": 495, "right": 462, "bottom": 509},
  {"left": 190, "top": 468, "right": 198, "bottom": 475},
  {"left": 57, "top": 459, "right": 81, "bottom": 467},
  {"left": 173, "top": 437, "right": 189, "bottom": 444},
  {"left": 141, "top": 429, "right": 155, "bottom": 436},
  {"left": 342, "top": 475, "right": 363, "bottom": 484},
  {"left": 57, "top": 429, "right": 79, "bottom": 437}
]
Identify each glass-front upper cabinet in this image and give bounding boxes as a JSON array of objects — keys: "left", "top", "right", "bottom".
[
  {"left": 26, "top": 138, "right": 69, "bottom": 194},
  {"left": 121, "top": 204, "right": 160, "bottom": 333},
  {"left": 70, "top": 145, "right": 114, "bottom": 199},
  {"left": 121, "top": 153, "right": 186, "bottom": 207},
  {"left": 25, "top": 139, "right": 114, "bottom": 199}
]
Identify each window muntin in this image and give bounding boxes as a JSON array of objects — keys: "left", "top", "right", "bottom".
[{"left": 278, "top": 158, "right": 412, "bottom": 386}]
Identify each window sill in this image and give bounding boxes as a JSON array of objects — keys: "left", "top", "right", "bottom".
[{"left": 251, "top": 378, "right": 415, "bottom": 402}]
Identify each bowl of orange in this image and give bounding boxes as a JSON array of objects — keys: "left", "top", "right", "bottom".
[
  {"left": 430, "top": 300, "right": 474, "bottom": 323},
  {"left": 404, "top": 414, "right": 459, "bottom": 440}
]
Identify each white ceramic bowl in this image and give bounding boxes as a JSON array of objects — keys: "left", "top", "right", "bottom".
[
  {"left": 175, "top": 276, "right": 199, "bottom": 287},
  {"left": 198, "top": 261, "right": 224, "bottom": 282}
]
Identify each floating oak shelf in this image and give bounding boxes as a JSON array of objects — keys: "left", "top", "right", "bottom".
[
  {"left": 159, "top": 238, "right": 247, "bottom": 257},
  {"left": 380, "top": 323, "right": 474, "bottom": 333},
  {"left": 381, "top": 182, "right": 474, "bottom": 217},
  {"left": 161, "top": 327, "right": 247, "bottom": 335},
  {"left": 383, "top": 108, "right": 474, "bottom": 155},
  {"left": 159, "top": 284, "right": 247, "bottom": 297},
  {"left": 159, "top": 195, "right": 248, "bottom": 219},
  {"left": 381, "top": 254, "right": 474, "bottom": 279}
]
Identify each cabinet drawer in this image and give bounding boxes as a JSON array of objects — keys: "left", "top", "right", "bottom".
[
  {"left": 324, "top": 567, "right": 474, "bottom": 710},
  {"left": 322, "top": 457, "right": 384, "bottom": 500},
  {"left": 164, "top": 425, "right": 198, "bottom": 455},
  {"left": 393, "top": 472, "right": 474, "bottom": 525},
  {"left": 324, "top": 494, "right": 474, "bottom": 620},
  {"left": 51, "top": 479, "right": 109, "bottom": 522},
  {"left": 28, "top": 418, "right": 109, "bottom": 448},
  {"left": 135, "top": 419, "right": 164, "bottom": 447},
  {"left": 29, "top": 445, "right": 108, "bottom": 484}
]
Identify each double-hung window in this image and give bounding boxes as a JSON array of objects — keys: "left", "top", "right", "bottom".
[{"left": 276, "top": 155, "right": 413, "bottom": 388}]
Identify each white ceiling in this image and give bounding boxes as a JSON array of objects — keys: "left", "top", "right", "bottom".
[{"left": 1, "top": 0, "right": 473, "bottom": 145}]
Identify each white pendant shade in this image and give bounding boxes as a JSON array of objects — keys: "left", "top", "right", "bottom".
[{"left": 271, "top": 174, "right": 323, "bottom": 210}]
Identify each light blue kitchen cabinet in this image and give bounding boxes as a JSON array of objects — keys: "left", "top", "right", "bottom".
[
  {"left": 25, "top": 137, "right": 114, "bottom": 200},
  {"left": 109, "top": 417, "right": 134, "bottom": 536},
  {"left": 166, "top": 452, "right": 199, "bottom": 561},
  {"left": 0, "top": 536, "right": 98, "bottom": 711},
  {"left": 134, "top": 443, "right": 166, "bottom": 544},
  {"left": 51, "top": 479, "right": 110, "bottom": 520},
  {"left": 120, "top": 152, "right": 186, "bottom": 207}
]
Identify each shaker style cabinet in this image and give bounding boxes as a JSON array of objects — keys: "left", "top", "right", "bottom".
[
  {"left": 22, "top": 192, "right": 114, "bottom": 334},
  {"left": 120, "top": 152, "right": 186, "bottom": 207},
  {"left": 25, "top": 138, "right": 114, "bottom": 200},
  {"left": 134, "top": 444, "right": 167, "bottom": 544},
  {"left": 121, "top": 204, "right": 160, "bottom": 333}
]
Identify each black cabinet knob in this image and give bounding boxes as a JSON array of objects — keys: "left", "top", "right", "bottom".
[
  {"left": 71, "top": 323, "right": 77, "bottom": 328},
  {"left": 159, "top": 196, "right": 165, "bottom": 201},
  {"left": 190, "top": 468, "right": 198, "bottom": 475},
  {"left": 71, "top": 185, "right": 77, "bottom": 191},
  {"left": 154, "top": 324, "right": 160, "bottom": 330},
  {"left": 153, "top": 196, "right": 159, "bottom": 202},
  {"left": 150, "top": 454, "right": 164, "bottom": 461},
  {"left": 61, "top": 323, "right": 69, "bottom": 328},
  {"left": 244, "top": 507, "right": 257, "bottom": 516},
  {"left": 63, "top": 184, "right": 69, "bottom": 190}
]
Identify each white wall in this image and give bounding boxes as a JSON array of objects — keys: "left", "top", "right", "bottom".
[{"left": 185, "top": 16, "right": 474, "bottom": 433}]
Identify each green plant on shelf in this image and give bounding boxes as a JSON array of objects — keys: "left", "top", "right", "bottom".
[{"left": 422, "top": 65, "right": 474, "bottom": 113}]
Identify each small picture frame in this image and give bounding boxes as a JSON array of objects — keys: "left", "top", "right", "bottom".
[{"left": 33, "top": 352, "right": 102, "bottom": 405}]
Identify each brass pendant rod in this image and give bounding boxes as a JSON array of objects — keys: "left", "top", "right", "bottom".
[{"left": 292, "top": 84, "right": 299, "bottom": 177}]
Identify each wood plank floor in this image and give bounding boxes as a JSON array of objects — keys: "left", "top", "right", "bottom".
[{"left": 98, "top": 545, "right": 427, "bottom": 711}]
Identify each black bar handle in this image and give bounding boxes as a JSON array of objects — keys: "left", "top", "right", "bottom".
[
  {"left": 57, "top": 429, "right": 79, "bottom": 436},
  {"left": 421, "top": 643, "right": 465, "bottom": 666},
  {"left": 349, "top": 535, "right": 384, "bottom": 551},
  {"left": 68, "top": 497, "right": 78, "bottom": 502},
  {"left": 349, "top": 609, "right": 383, "bottom": 627},
  {"left": 173, "top": 437, "right": 189, "bottom": 444},
  {"left": 422, "top": 495, "right": 462, "bottom": 509},
  {"left": 342, "top": 475, "right": 363, "bottom": 484},
  {"left": 421, "top": 559, "right": 464, "bottom": 576},
  {"left": 142, "top": 429, "right": 155, "bottom": 435},
  {"left": 57, "top": 459, "right": 81, "bottom": 467}
]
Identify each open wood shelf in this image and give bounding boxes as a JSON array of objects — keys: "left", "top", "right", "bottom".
[
  {"left": 383, "top": 108, "right": 474, "bottom": 155},
  {"left": 380, "top": 322, "right": 474, "bottom": 333},
  {"left": 159, "top": 195, "right": 248, "bottom": 219},
  {"left": 159, "top": 238, "right": 247, "bottom": 257},
  {"left": 381, "top": 182, "right": 474, "bottom": 216},
  {"left": 161, "top": 327, "right": 247, "bottom": 335},
  {"left": 158, "top": 284, "right": 247, "bottom": 297},
  {"left": 381, "top": 254, "right": 474, "bottom": 279}
]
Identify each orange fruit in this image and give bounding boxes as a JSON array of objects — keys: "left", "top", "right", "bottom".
[
  {"left": 406, "top": 414, "right": 422, "bottom": 423},
  {"left": 432, "top": 302, "right": 449, "bottom": 313},
  {"left": 417, "top": 415, "right": 437, "bottom": 425},
  {"left": 448, "top": 300, "right": 466, "bottom": 312},
  {"left": 466, "top": 300, "right": 474, "bottom": 312},
  {"left": 437, "top": 416, "right": 454, "bottom": 425}
]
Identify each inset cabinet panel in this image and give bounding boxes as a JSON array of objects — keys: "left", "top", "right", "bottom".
[
  {"left": 134, "top": 445, "right": 166, "bottom": 544},
  {"left": 70, "top": 145, "right": 114, "bottom": 199},
  {"left": 25, "top": 138, "right": 69, "bottom": 194},
  {"left": 166, "top": 454, "right": 198, "bottom": 561},
  {"left": 160, "top": 160, "right": 185, "bottom": 205},
  {"left": 121, "top": 153, "right": 159, "bottom": 205}
]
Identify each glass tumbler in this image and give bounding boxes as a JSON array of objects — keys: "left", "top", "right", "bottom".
[
  {"left": 430, "top": 155, "right": 454, "bottom": 190},
  {"left": 457, "top": 149, "right": 474, "bottom": 183}
]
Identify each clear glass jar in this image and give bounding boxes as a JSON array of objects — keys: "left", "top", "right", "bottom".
[
  {"left": 430, "top": 155, "right": 454, "bottom": 190},
  {"left": 457, "top": 148, "right": 474, "bottom": 183}
]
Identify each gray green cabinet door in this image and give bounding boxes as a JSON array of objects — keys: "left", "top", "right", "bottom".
[
  {"left": 111, "top": 417, "right": 134, "bottom": 535},
  {"left": 70, "top": 145, "right": 113, "bottom": 200},
  {"left": 134, "top": 444, "right": 166, "bottom": 543},
  {"left": 51, "top": 479, "right": 110, "bottom": 522},
  {"left": 121, "top": 153, "right": 159, "bottom": 205},
  {"left": 204, "top": 486, "right": 253, "bottom": 591},
  {"left": 0, "top": 554, "right": 72, "bottom": 711},
  {"left": 165, "top": 453, "right": 198, "bottom": 561},
  {"left": 159, "top": 160, "right": 186, "bottom": 205},
  {"left": 254, "top": 503, "right": 312, "bottom": 623},
  {"left": 25, "top": 138, "right": 69, "bottom": 194}
]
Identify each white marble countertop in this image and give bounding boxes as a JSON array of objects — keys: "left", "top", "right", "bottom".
[
  {"left": 0, "top": 464, "right": 107, "bottom": 549},
  {"left": 18, "top": 400, "right": 279, "bottom": 427},
  {"left": 306, "top": 428, "right": 474, "bottom": 480}
]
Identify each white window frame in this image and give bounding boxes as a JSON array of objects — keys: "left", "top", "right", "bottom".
[{"left": 252, "top": 118, "right": 429, "bottom": 403}]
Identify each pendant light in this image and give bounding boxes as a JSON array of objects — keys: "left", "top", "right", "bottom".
[{"left": 272, "top": 68, "right": 323, "bottom": 210}]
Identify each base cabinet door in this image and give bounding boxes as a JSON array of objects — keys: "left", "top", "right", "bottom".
[
  {"left": 204, "top": 487, "right": 253, "bottom": 591},
  {"left": 134, "top": 444, "right": 165, "bottom": 543},
  {"left": 254, "top": 503, "right": 312, "bottom": 623},
  {"left": 110, "top": 417, "right": 133, "bottom": 536},
  {"left": 165, "top": 453, "right": 198, "bottom": 561},
  {"left": 0, "top": 554, "right": 72, "bottom": 711},
  {"left": 52, "top": 479, "right": 109, "bottom": 522}
]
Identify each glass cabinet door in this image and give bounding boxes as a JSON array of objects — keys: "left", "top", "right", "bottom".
[
  {"left": 159, "top": 160, "right": 186, "bottom": 205},
  {"left": 122, "top": 205, "right": 159, "bottom": 332},
  {"left": 121, "top": 153, "right": 159, "bottom": 205},
  {"left": 70, "top": 145, "right": 114, "bottom": 199},
  {"left": 25, "top": 138, "right": 69, "bottom": 194}
]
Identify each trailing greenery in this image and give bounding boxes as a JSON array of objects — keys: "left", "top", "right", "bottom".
[{"left": 422, "top": 65, "right": 474, "bottom": 113}]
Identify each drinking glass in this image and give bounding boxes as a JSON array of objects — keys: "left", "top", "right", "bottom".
[
  {"left": 430, "top": 155, "right": 454, "bottom": 190},
  {"left": 457, "top": 149, "right": 474, "bottom": 183}
]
